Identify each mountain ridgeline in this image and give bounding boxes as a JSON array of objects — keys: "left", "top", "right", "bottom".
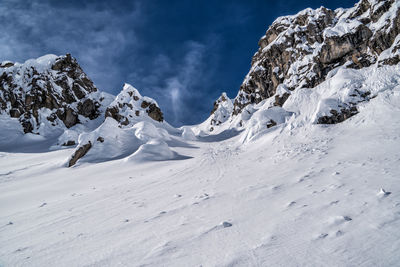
[
  {"left": 210, "top": 0, "right": 400, "bottom": 128},
  {"left": 0, "top": 54, "right": 164, "bottom": 134}
]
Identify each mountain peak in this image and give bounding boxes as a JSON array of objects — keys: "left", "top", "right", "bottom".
[
  {"left": 230, "top": 0, "right": 399, "bottom": 118},
  {"left": 0, "top": 53, "right": 100, "bottom": 134},
  {"left": 105, "top": 83, "right": 164, "bottom": 126}
]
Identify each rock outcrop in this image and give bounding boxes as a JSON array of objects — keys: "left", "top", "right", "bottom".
[
  {"left": 0, "top": 54, "right": 101, "bottom": 133},
  {"left": 0, "top": 54, "right": 166, "bottom": 137},
  {"left": 210, "top": 93, "right": 233, "bottom": 127},
  {"left": 105, "top": 83, "right": 164, "bottom": 127},
  {"left": 68, "top": 141, "right": 92, "bottom": 167},
  {"left": 232, "top": 0, "right": 400, "bottom": 123}
]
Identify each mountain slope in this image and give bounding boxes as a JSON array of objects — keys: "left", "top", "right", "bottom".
[{"left": 0, "top": 70, "right": 399, "bottom": 266}]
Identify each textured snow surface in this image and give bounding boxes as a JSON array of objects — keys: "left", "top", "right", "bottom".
[{"left": 1, "top": 65, "right": 400, "bottom": 266}]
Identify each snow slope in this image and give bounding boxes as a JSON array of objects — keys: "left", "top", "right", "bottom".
[{"left": 1, "top": 64, "right": 400, "bottom": 266}]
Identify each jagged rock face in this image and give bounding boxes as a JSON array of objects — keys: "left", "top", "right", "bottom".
[
  {"left": 105, "top": 83, "right": 164, "bottom": 126},
  {"left": 209, "top": 93, "right": 233, "bottom": 127},
  {"left": 233, "top": 0, "right": 400, "bottom": 115},
  {"left": 0, "top": 54, "right": 100, "bottom": 133}
]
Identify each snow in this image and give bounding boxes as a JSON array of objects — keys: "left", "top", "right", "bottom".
[
  {"left": 6, "top": 54, "right": 59, "bottom": 74},
  {"left": 126, "top": 139, "right": 176, "bottom": 162},
  {"left": 239, "top": 106, "right": 293, "bottom": 143},
  {"left": 181, "top": 126, "right": 197, "bottom": 141},
  {"left": 1, "top": 62, "right": 400, "bottom": 266},
  {"left": 67, "top": 118, "right": 180, "bottom": 166},
  {"left": 324, "top": 19, "right": 362, "bottom": 38}
]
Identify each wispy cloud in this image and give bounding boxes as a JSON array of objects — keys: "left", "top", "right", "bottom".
[
  {"left": 164, "top": 41, "right": 206, "bottom": 124},
  {"left": 127, "top": 40, "right": 215, "bottom": 126}
]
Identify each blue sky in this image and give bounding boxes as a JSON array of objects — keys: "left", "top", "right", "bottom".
[{"left": 1, "top": 0, "right": 357, "bottom": 126}]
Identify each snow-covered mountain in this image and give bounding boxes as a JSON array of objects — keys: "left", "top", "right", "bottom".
[
  {"left": 0, "top": 54, "right": 185, "bottom": 165},
  {"left": 0, "top": 54, "right": 108, "bottom": 134},
  {"left": 1, "top": 0, "right": 400, "bottom": 266},
  {"left": 200, "top": 0, "right": 400, "bottom": 133}
]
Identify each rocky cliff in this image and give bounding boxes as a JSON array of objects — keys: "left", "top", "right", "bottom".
[
  {"left": 0, "top": 54, "right": 164, "bottom": 136},
  {"left": 0, "top": 54, "right": 102, "bottom": 133},
  {"left": 232, "top": 0, "right": 400, "bottom": 123}
]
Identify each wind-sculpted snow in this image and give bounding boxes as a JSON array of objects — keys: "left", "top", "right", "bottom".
[
  {"left": 67, "top": 118, "right": 183, "bottom": 166},
  {"left": 1, "top": 72, "right": 400, "bottom": 265}
]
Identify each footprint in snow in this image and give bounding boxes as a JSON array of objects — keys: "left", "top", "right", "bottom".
[
  {"left": 271, "top": 185, "right": 282, "bottom": 191},
  {"left": 221, "top": 221, "right": 232, "bottom": 228},
  {"left": 197, "top": 193, "right": 209, "bottom": 199},
  {"left": 14, "top": 247, "right": 29, "bottom": 253},
  {"left": 287, "top": 201, "right": 296, "bottom": 207},
  {"left": 329, "top": 184, "right": 344, "bottom": 190},
  {"left": 298, "top": 174, "right": 312, "bottom": 183},
  {"left": 335, "top": 230, "right": 344, "bottom": 237},
  {"left": 330, "top": 200, "right": 340, "bottom": 205},
  {"left": 377, "top": 188, "right": 391, "bottom": 198},
  {"left": 203, "top": 221, "right": 233, "bottom": 234},
  {"left": 316, "top": 233, "right": 328, "bottom": 240},
  {"left": 193, "top": 193, "right": 210, "bottom": 204},
  {"left": 327, "top": 216, "right": 352, "bottom": 227}
]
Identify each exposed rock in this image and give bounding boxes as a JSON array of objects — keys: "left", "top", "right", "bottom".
[
  {"left": 267, "top": 119, "right": 277, "bottom": 128},
  {"left": 21, "top": 120, "right": 33, "bottom": 133},
  {"left": 77, "top": 99, "right": 98, "bottom": 119},
  {"left": 141, "top": 101, "right": 150, "bottom": 109},
  {"left": 317, "top": 107, "right": 359, "bottom": 124},
  {"left": 146, "top": 103, "right": 164, "bottom": 122},
  {"left": 0, "top": 54, "right": 101, "bottom": 133},
  {"left": 105, "top": 83, "right": 164, "bottom": 126},
  {"left": 0, "top": 62, "right": 14, "bottom": 68},
  {"left": 209, "top": 93, "right": 233, "bottom": 127},
  {"left": 274, "top": 93, "right": 290, "bottom": 107},
  {"left": 97, "top": 136, "right": 104, "bottom": 143},
  {"left": 9, "top": 108, "right": 21, "bottom": 118},
  {"left": 62, "top": 140, "right": 76, "bottom": 146},
  {"left": 57, "top": 108, "right": 79, "bottom": 128},
  {"left": 68, "top": 142, "right": 92, "bottom": 167},
  {"left": 232, "top": 0, "right": 400, "bottom": 122}
]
